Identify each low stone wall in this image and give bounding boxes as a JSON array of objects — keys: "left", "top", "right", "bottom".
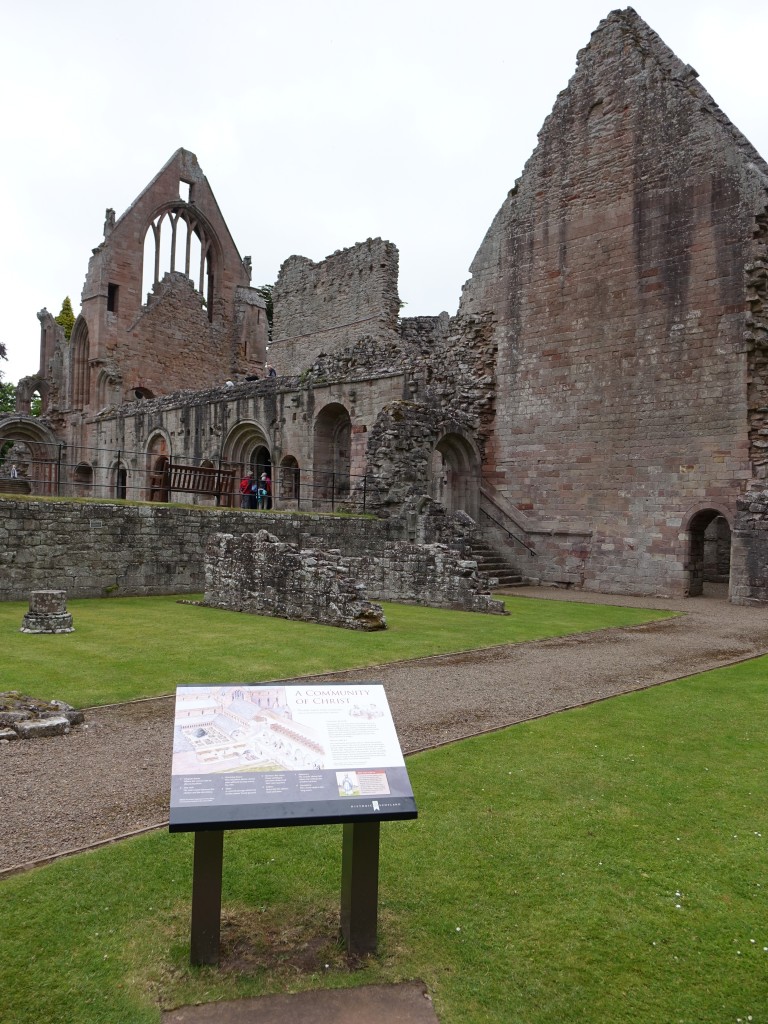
[
  {"left": 731, "top": 485, "right": 768, "bottom": 605},
  {"left": 205, "top": 530, "right": 505, "bottom": 622},
  {"left": 349, "top": 542, "right": 506, "bottom": 613},
  {"left": 205, "top": 531, "right": 387, "bottom": 630},
  {"left": 0, "top": 498, "right": 404, "bottom": 601}
]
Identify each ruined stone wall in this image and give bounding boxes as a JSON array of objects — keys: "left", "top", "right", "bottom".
[
  {"left": 82, "top": 372, "right": 407, "bottom": 504},
  {"left": 205, "top": 531, "right": 387, "bottom": 630},
  {"left": 270, "top": 239, "right": 401, "bottom": 374},
  {"left": 457, "top": 8, "right": 766, "bottom": 595},
  {"left": 204, "top": 530, "right": 502, "bottom": 624},
  {"left": 746, "top": 208, "right": 768, "bottom": 479},
  {"left": 731, "top": 485, "right": 768, "bottom": 605},
  {"left": 347, "top": 542, "right": 506, "bottom": 613},
  {"left": 42, "top": 150, "right": 266, "bottom": 430},
  {"left": 0, "top": 498, "right": 404, "bottom": 600}
]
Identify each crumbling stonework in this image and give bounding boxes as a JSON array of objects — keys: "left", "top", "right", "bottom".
[
  {"left": 0, "top": 692, "right": 84, "bottom": 742},
  {"left": 204, "top": 529, "right": 504, "bottom": 625},
  {"left": 347, "top": 542, "right": 506, "bottom": 614},
  {"left": 271, "top": 239, "right": 401, "bottom": 375},
  {"left": 204, "top": 530, "right": 387, "bottom": 630},
  {"left": 22, "top": 149, "right": 267, "bottom": 425},
  {"left": 0, "top": 498, "right": 413, "bottom": 600},
  {"left": 731, "top": 485, "right": 768, "bottom": 605},
  {"left": 455, "top": 8, "right": 765, "bottom": 596}
]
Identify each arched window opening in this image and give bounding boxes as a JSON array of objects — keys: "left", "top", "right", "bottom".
[
  {"left": 313, "top": 403, "right": 352, "bottom": 509},
  {"left": 14, "top": 377, "right": 49, "bottom": 416},
  {"left": 73, "top": 462, "right": 93, "bottom": 496},
  {"left": 141, "top": 206, "right": 214, "bottom": 320},
  {"left": 279, "top": 455, "right": 300, "bottom": 505},
  {"left": 147, "top": 433, "right": 171, "bottom": 502},
  {"left": 70, "top": 318, "right": 90, "bottom": 410}
]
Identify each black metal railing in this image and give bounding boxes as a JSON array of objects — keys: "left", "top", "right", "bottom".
[{"left": 0, "top": 440, "right": 374, "bottom": 514}]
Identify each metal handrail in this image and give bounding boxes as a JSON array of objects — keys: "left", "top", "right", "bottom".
[{"left": 480, "top": 505, "right": 537, "bottom": 556}]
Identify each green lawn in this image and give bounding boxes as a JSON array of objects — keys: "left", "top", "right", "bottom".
[
  {"left": 1, "top": 655, "right": 766, "bottom": 1024},
  {"left": 0, "top": 594, "right": 674, "bottom": 707}
]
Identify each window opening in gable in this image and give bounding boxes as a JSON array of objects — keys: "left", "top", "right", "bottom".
[
  {"left": 141, "top": 207, "right": 214, "bottom": 319},
  {"left": 107, "top": 283, "right": 119, "bottom": 313}
]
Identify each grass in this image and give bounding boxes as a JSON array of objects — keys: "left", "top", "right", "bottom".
[
  {"left": 1, "top": 654, "right": 766, "bottom": 1024},
  {"left": 0, "top": 491, "right": 375, "bottom": 516},
  {"left": 0, "top": 594, "right": 674, "bottom": 707}
]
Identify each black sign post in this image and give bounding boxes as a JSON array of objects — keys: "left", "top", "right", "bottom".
[
  {"left": 190, "top": 830, "right": 224, "bottom": 965},
  {"left": 170, "top": 683, "right": 417, "bottom": 965},
  {"left": 340, "top": 821, "right": 381, "bottom": 955}
]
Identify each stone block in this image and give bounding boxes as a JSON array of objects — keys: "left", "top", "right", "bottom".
[{"left": 14, "top": 716, "right": 71, "bottom": 739}]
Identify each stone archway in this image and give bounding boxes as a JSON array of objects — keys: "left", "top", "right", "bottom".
[
  {"left": 0, "top": 416, "right": 61, "bottom": 495},
  {"left": 223, "top": 421, "right": 272, "bottom": 490},
  {"left": 147, "top": 432, "right": 171, "bottom": 502},
  {"left": 683, "top": 505, "right": 732, "bottom": 596},
  {"left": 279, "top": 455, "right": 301, "bottom": 506},
  {"left": 430, "top": 431, "right": 481, "bottom": 521},
  {"left": 313, "top": 403, "right": 351, "bottom": 508}
]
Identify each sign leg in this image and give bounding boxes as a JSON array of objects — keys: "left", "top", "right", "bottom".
[
  {"left": 190, "top": 829, "right": 224, "bottom": 965},
  {"left": 340, "top": 821, "right": 380, "bottom": 955}
]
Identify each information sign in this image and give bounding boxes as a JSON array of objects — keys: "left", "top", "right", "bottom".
[{"left": 169, "top": 682, "right": 417, "bottom": 831}]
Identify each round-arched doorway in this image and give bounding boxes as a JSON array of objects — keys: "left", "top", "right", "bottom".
[
  {"left": 313, "top": 403, "right": 351, "bottom": 509},
  {"left": 429, "top": 431, "right": 481, "bottom": 520},
  {"left": 684, "top": 506, "right": 732, "bottom": 596}
]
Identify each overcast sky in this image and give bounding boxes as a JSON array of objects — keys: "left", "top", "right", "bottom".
[{"left": 2, "top": 0, "right": 766, "bottom": 384}]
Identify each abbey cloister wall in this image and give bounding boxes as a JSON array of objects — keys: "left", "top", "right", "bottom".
[{"left": 0, "top": 499, "right": 404, "bottom": 601}]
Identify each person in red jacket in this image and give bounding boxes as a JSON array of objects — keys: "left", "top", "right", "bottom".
[{"left": 239, "top": 470, "right": 255, "bottom": 509}]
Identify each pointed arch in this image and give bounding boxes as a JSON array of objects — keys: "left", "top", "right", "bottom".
[
  {"left": 70, "top": 316, "right": 91, "bottom": 409},
  {"left": 141, "top": 203, "right": 219, "bottom": 320}
]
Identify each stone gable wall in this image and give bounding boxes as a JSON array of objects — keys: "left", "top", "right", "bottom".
[{"left": 455, "top": 8, "right": 765, "bottom": 594}]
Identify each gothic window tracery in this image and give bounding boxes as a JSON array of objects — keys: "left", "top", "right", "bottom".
[{"left": 142, "top": 205, "right": 215, "bottom": 319}]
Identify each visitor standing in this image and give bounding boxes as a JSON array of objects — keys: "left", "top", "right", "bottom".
[
  {"left": 260, "top": 471, "right": 272, "bottom": 510},
  {"left": 239, "top": 470, "right": 255, "bottom": 509}
]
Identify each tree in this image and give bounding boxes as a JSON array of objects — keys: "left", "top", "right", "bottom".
[
  {"left": 254, "top": 284, "right": 273, "bottom": 341},
  {"left": 55, "top": 296, "right": 76, "bottom": 340},
  {"left": 0, "top": 381, "right": 14, "bottom": 413}
]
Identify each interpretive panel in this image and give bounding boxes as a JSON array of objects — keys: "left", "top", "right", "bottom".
[{"left": 169, "top": 682, "right": 417, "bottom": 831}]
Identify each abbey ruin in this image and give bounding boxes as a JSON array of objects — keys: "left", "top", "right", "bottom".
[{"left": 3, "top": 8, "right": 768, "bottom": 604}]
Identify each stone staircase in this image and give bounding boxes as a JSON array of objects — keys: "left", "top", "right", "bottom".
[{"left": 467, "top": 537, "right": 527, "bottom": 589}]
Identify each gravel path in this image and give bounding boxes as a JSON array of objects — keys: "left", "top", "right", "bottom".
[{"left": 3, "top": 587, "right": 767, "bottom": 875}]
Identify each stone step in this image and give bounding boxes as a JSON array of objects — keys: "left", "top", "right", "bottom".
[{"left": 466, "top": 541, "right": 528, "bottom": 589}]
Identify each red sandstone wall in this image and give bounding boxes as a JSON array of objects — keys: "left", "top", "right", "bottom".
[
  {"left": 459, "top": 10, "right": 768, "bottom": 594},
  {"left": 76, "top": 149, "right": 266, "bottom": 407}
]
